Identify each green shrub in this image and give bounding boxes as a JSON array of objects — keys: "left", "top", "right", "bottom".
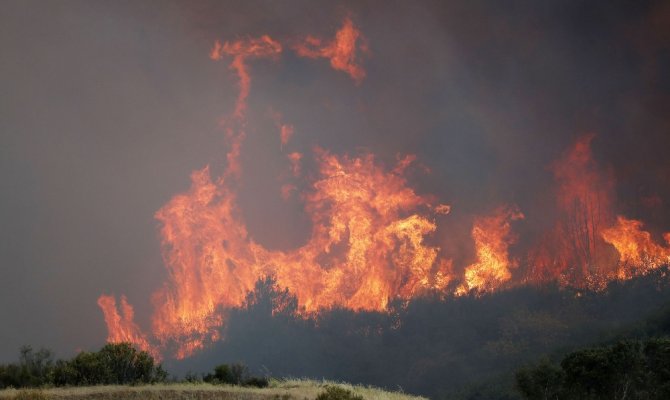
[
  {"left": 0, "top": 346, "right": 54, "bottom": 389},
  {"left": 204, "top": 364, "right": 234, "bottom": 384},
  {"left": 203, "top": 363, "right": 267, "bottom": 387},
  {"left": 183, "top": 371, "right": 202, "bottom": 383},
  {"left": 316, "top": 386, "right": 364, "bottom": 400},
  {"left": 244, "top": 376, "right": 269, "bottom": 388},
  {"left": 1, "top": 342, "right": 166, "bottom": 388}
]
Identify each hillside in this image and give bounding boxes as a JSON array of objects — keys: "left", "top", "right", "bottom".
[
  {"left": 0, "top": 380, "right": 426, "bottom": 400},
  {"left": 174, "top": 268, "right": 670, "bottom": 399}
]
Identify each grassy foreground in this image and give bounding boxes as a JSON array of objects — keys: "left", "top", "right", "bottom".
[{"left": 0, "top": 379, "right": 427, "bottom": 400}]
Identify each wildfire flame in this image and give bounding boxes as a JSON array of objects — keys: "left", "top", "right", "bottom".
[
  {"left": 456, "top": 206, "right": 524, "bottom": 295},
  {"left": 210, "top": 35, "right": 282, "bottom": 119},
  {"left": 601, "top": 216, "right": 670, "bottom": 278},
  {"left": 145, "top": 149, "right": 450, "bottom": 358},
  {"left": 98, "top": 17, "right": 670, "bottom": 360},
  {"left": 293, "top": 16, "right": 368, "bottom": 84},
  {"left": 528, "top": 134, "right": 615, "bottom": 287},
  {"left": 97, "top": 295, "right": 159, "bottom": 359}
]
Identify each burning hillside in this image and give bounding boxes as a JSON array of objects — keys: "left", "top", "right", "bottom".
[{"left": 97, "top": 16, "right": 670, "bottom": 360}]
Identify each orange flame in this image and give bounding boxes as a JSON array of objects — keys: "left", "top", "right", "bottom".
[
  {"left": 97, "top": 18, "right": 670, "bottom": 360},
  {"left": 280, "top": 124, "right": 294, "bottom": 149},
  {"left": 211, "top": 36, "right": 282, "bottom": 179},
  {"left": 529, "top": 134, "right": 615, "bottom": 286},
  {"left": 601, "top": 216, "right": 670, "bottom": 278},
  {"left": 456, "top": 206, "right": 524, "bottom": 295},
  {"left": 551, "top": 133, "right": 614, "bottom": 274},
  {"left": 293, "top": 17, "right": 368, "bottom": 84},
  {"left": 97, "top": 295, "right": 159, "bottom": 359},
  {"left": 97, "top": 17, "right": 450, "bottom": 359},
  {"left": 287, "top": 152, "right": 302, "bottom": 177},
  {"left": 143, "top": 149, "right": 449, "bottom": 357},
  {"left": 210, "top": 36, "right": 282, "bottom": 119}
]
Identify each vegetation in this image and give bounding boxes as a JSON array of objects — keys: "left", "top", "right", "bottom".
[
  {"left": 516, "top": 337, "right": 670, "bottom": 400},
  {"left": 316, "top": 386, "right": 364, "bottom": 400},
  {"left": 178, "top": 269, "right": 670, "bottom": 399},
  {"left": 10, "top": 390, "right": 46, "bottom": 400},
  {"left": 0, "top": 343, "right": 166, "bottom": 389},
  {"left": 203, "top": 363, "right": 268, "bottom": 387},
  {"left": 0, "top": 379, "right": 426, "bottom": 400},
  {"left": 4, "top": 271, "right": 670, "bottom": 399}
]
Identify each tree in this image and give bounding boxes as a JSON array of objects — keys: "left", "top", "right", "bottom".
[
  {"left": 47, "top": 343, "right": 166, "bottom": 386},
  {"left": 644, "top": 337, "right": 670, "bottom": 400},
  {"left": 244, "top": 275, "right": 298, "bottom": 318},
  {"left": 97, "top": 342, "right": 165, "bottom": 384},
  {"left": 515, "top": 360, "right": 563, "bottom": 400}
]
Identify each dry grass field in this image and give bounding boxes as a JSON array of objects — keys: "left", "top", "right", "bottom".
[{"left": 0, "top": 379, "right": 427, "bottom": 400}]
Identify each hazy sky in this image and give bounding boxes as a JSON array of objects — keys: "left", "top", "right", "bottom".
[{"left": 1, "top": 0, "right": 669, "bottom": 361}]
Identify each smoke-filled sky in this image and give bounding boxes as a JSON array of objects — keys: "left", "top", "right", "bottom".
[{"left": 1, "top": 0, "right": 670, "bottom": 362}]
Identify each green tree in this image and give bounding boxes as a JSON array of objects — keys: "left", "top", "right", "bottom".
[
  {"left": 97, "top": 342, "right": 165, "bottom": 384},
  {"left": 52, "top": 343, "right": 166, "bottom": 386},
  {"left": 204, "top": 364, "right": 233, "bottom": 384}
]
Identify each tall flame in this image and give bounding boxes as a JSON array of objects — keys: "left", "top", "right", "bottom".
[
  {"left": 456, "top": 207, "right": 524, "bottom": 295},
  {"left": 143, "top": 149, "right": 449, "bottom": 357},
  {"left": 98, "top": 20, "right": 451, "bottom": 358},
  {"left": 528, "top": 134, "right": 615, "bottom": 286},
  {"left": 210, "top": 36, "right": 282, "bottom": 119},
  {"left": 97, "top": 17, "right": 670, "bottom": 360},
  {"left": 97, "top": 295, "right": 159, "bottom": 359}
]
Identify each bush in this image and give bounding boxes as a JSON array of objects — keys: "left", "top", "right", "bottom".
[
  {"left": 183, "top": 371, "right": 202, "bottom": 383},
  {"left": 203, "top": 363, "right": 267, "bottom": 387},
  {"left": 0, "top": 346, "right": 53, "bottom": 389},
  {"left": 515, "top": 360, "right": 563, "bottom": 400},
  {"left": 97, "top": 343, "right": 167, "bottom": 384},
  {"left": 516, "top": 337, "right": 670, "bottom": 400},
  {"left": 244, "top": 376, "right": 269, "bottom": 388},
  {"left": 316, "top": 386, "right": 364, "bottom": 400},
  {"left": 0, "top": 342, "right": 166, "bottom": 388}
]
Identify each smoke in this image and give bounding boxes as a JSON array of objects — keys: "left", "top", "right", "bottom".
[{"left": 1, "top": 0, "right": 669, "bottom": 367}]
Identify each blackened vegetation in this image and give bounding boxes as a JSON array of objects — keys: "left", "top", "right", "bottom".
[
  {"left": 175, "top": 268, "right": 670, "bottom": 399},
  {"left": 0, "top": 343, "right": 166, "bottom": 388}
]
